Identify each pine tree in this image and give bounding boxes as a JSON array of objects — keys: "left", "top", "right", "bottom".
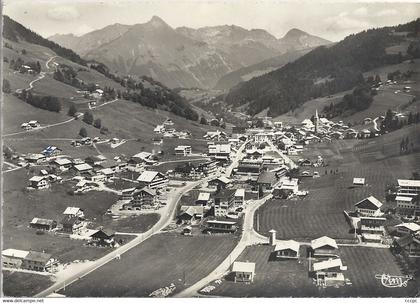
[
  {"left": 68, "top": 104, "right": 77, "bottom": 117},
  {"left": 83, "top": 111, "right": 94, "bottom": 125},
  {"left": 79, "top": 127, "right": 88, "bottom": 138}
]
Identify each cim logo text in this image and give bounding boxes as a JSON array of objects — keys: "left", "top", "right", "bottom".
[{"left": 375, "top": 274, "right": 413, "bottom": 288}]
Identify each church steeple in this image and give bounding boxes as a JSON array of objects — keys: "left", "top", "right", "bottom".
[{"left": 314, "top": 109, "right": 319, "bottom": 133}]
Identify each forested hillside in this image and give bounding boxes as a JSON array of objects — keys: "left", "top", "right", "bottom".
[{"left": 224, "top": 19, "right": 420, "bottom": 116}]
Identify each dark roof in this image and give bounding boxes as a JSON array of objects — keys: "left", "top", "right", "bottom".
[
  {"left": 396, "top": 234, "right": 414, "bottom": 247},
  {"left": 257, "top": 171, "right": 277, "bottom": 184},
  {"left": 25, "top": 251, "right": 52, "bottom": 263},
  {"left": 60, "top": 216, "right": 80, "bottom": 225},
  {"left": 214, "top": 189, "right": 235, "bottom": 201},
  {"left": 92, "top": 229, "right": 115, "bottom": 238}
]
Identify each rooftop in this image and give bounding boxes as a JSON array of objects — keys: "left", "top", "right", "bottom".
[
  {"left": 274, "top": 240, "right": 300, "bottom": 252},
  {"left": 232, "top": 261, "right": 255, "bottom": 273},
  {"left": 311, "top": 236, "right": 338, "bottom": 250}
]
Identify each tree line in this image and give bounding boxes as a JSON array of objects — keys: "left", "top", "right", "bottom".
[{"left": 16, "top": 90, "right": 61, "bottom": 113}]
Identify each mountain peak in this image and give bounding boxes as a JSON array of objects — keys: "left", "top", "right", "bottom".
[
  {"left": 147, "top": 16, "right": 169, "bottom": 28},
  {"left": 283, "top": 28, "right": 308, "bottom": 38}
]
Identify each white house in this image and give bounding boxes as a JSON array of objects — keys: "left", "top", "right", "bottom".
[
  {"left": 398, "top": 179, "right": 420, "bottom": 196},
  {"left": 395, "top": 223, "right": 420, "bottom": 235},
  {"left": 231, "top": 261, "right": 255, "bottom": 283},
  {"left": 353, "top": 178, "right": 365, "bottom": 186},
  {"left": 233, "top": 188, "right": 246, "bottom": 207},
  {"left": 137, "top": 171, "right": 168, "bottom": 189},
  {"left": 29, "top": 176, "right": 49, "bottom": 190},
  {"left": 354, "top": 196, "right": 383, "bottom": 217},
  {"left": 63, "top": 207, "right": 85, "bottom": 219},
  {"left": 174, "top": 145, "right": 192, "bottom": 156},
  {"left": 273, "top": 240, "right": 300, "bottom": 259}
]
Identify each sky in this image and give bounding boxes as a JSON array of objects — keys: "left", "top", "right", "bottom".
[{"left": 3, "top": 0, "right": 420, "bottom": 42}]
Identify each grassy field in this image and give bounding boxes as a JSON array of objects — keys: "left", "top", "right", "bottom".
[
  {"left": 208, "top": 245, "right": 418, "bottom": 297},
  {"left": 2, "top": 94, "right": 68, "bottom": 134},
  {"left": 2, "top": 169, "right": 153, "bottom": 266},
  {"left": 60, "top": 233, "right": 238, "bottom": 297},
  {"left": 101, "top": 214, "right": 160, "bottom": 234},
  {"left": 256, "top": 128, "right": 420, "bottom": 241},
  {"left": 2, "top": 271, "right": 54, "bottom": 297}
]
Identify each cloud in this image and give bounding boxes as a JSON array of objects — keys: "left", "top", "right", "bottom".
[
  {"left": 47, "top": 6, "right": 80, "bottom": 21},
  {"left": 324, "top": 14, "right": 371, "bottom": 33},
  {"left": 352, "top": 7, "right": 368, "bottom": 17},
  {"left": 375, "top": 9, "right": 399, "bottom": 17}
]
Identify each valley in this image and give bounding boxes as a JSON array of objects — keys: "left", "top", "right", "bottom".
[{"left": 1, "top": 9, "right": 420, "bottom": 300}]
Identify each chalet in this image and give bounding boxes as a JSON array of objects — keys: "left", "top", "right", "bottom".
[
  {"left": 273, "top": 240, "right": 300, "bottom": 259},
  {"left": 298, "top": 159, "right": 312, "bottom": 166},
  {"left": 273, "top": 178, "right": 299, "bottom": 198},
  {"left": 21, "top": 122, "right": 32, "bottom": 130},
  {"left": 204, "top": 130, "right": 227, "bottom": 141},
  {"left": 396, "top": 233, "right": 420, "bottom": 257},
  {"left": 131, "top": 151, "right": 155, "bottom": 165},
  {"left": 398, "top": 179, "right": 420, "bottom": 196},
  {"left": 2, "top": 249, "right": 28, "bottom": 269},
  {"left": 174, "top": 145, "right": 192, "bottom": 156},
  {"left": 354, "top": 196, "right": 383, "bottom": 217},
  {"left": 98, "top": 168, "right": 115, "bottom": 180},
  {"left": 310, "top": 236, "right": 339, "bottom": 259},
  {"left": 214, "top": 189, "right": 235, "bottom": 217},
  {"left": 2, "top": 249, "right": 55, "bottom": 272},
  {"left": 91, "top": 229, "right": 116, "bottom": 247},
  {"left": 23, "top": 251, "right": 55, "bottom": 272},
  {"left": 127, "top": 157, "right": 144, "bottom": 170},
  {"left": 123, "top": 188, "right": 157, "bottom": 210},
  {"left": 358, "top": 217, "right": 386, "bottom": 235},
  {"left": 231, "top": 261, "right": 255, "bottom": 283},
  {"left": 29, "top": 176, "right": 49, "bottom": 190},
  {"left": 73, "top": 163, "right": 93, "bottom": 175},
  {"left": 208, "top": 144, "right": 231, "bottom": 161},
  {"left": 197, "top": 160, "right": 218, "bottom": 176},
  {"left": 25, "top": 153, "right": 46, "bottom": 164},
  {"left": 245, "top": 150, "right": 264, "bottom": 159},
  {"left": 30, "top": 218, "right": 57, "bottom": 231},
  {"left": 28, "top": 120, "right": 40, "bottom": 128},
  {"left": 395, "top": 223, "right": 420, "bottom": 236},
  {"left": 272, "top": 166, "right": 288, "bottom": 178},
  {"left": 196, "top": 192, "right": 211, "bottom": 205},
  {"left": 80, "top": 137, "right": 92, "bottom": 145},
  {"left": 396, "top": 195, "right": 420, "bottom": 216},
  {"left": 353, "top": 178, "right": 365, "bottom": 186},
  {"left": 236, "top": 160, "right": 262, "bottom": 178},
  {"left": 153, "top": 136, "right": 163, "bottom": 145},
  {"left": 154, "top": 124, "right": 165, "bottom": 133},
  {"left": 257, "top": 171, "right": 277, "bottom": 191},
  {"left": 121, "top": 187, "right": 136, "bottom": 201},
  {"left": 206, "top": 220, "right": 237, "bottom": 233},
  {"left": 53, "top": 158, "right": 72, "bottom": 171},
  {"left": 60, "top": 216, "right": 84, "bottom": 233},
  {"left": 233, "top": 188, "right": 245, "bottom": 207},
  {"left": 208, "top": 176, "right": 232, "bottom": 190},
  {"left": 63, "top": 207, "right": 85, "bottom": 219},
  {"left": 41, "top": 146, "right": 61, "bottom": 157},
  {"left": 85, "top": 155, "right": 107, "bottom": 166},
  {"left": 254, "top": 132, "right": 275, "bottom": 143},
  {"left": 178, "top": 206, "right": 204, "bottom": 224},
  {"left": 137, "top": 171, "right": 168, "bottom": 189},
  {"left": 311, "top": 258, "right": 346, "bottom": 286},
  {"left": 359, "top": 129, "right": 371, "bottom": 139}
]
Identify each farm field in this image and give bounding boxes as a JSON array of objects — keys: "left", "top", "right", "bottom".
[
  {"left": 2, "top": 271, "right": 54, "bottom": 297},
  {"left": 256, "top": 129, "right": 420, "bottom": 241},
  {"left": 208, "top": 245, "right": 418, "bottom": 297},
  {"left": 60, "top": 233, "right": 238, "bottom": 297}
]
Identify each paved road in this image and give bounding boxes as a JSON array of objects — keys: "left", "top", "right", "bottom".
[
  {"left": 35, "top": 174, "right": 216, "bottom": 298},
  {"left": 266, "top": 139, "right": 297, "bottom": 169}
]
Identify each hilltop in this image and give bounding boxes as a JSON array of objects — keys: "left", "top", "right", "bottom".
[
  {"left": 49, "top": 16, "right": 330, "bottom": 89},
  {"left": 3, "top": 15, "right": 199, "bottom": 123},
  {"left": 223, "top": 19, "right": 420, "bottom": 117}
]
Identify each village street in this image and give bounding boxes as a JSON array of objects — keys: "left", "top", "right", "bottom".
[
  {"left": 266, "top": 139, "right": 297, "bottom": 169},
  {"left": 35, "top": 140, "right": 249, "bottom": 297}
]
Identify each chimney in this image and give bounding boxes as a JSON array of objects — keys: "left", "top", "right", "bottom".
[{"left": 268, "top": 229, "right": 276, "bottom": 246}]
